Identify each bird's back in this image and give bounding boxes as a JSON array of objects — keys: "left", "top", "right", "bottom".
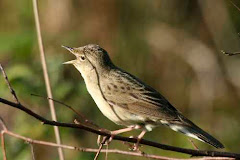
[{"left": 99, "top": 67, "right": 224, "bottom": 148}]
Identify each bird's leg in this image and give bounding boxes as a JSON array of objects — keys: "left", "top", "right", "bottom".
[
  {"left": 97, "top": 126, "right": 136, "bottom": 146},
  {"left": 132, "top": 129, "right": 147, "bottom": 151},
  {"left": 108, "top": 126, "right": 136, "bottom": 142},
  {"left": 111, "top": 126, "right": 135, "bottom": 135}
]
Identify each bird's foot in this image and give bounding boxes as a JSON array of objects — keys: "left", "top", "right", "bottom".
[
  {"left": 129, "top": 130, "right": 146, "bottom": 151},
  {"left": 97, "top": 135, "right": 112, "bottom": 146},
  {"left": 128, "top": 136, "right": 142, "bottom": 152},
  {"left": 97, "top": 126, "right": 136, "bottom": 146},
  {"left": 96, "top": 128, "right": 111, "bottom": 146},
  {"left": 96, "top": 130, "right": 122, "bottom": 146}
]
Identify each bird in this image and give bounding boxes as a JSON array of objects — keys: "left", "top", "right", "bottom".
[{"left": 62, "top": 44, "right": 224, "bottom": 149}]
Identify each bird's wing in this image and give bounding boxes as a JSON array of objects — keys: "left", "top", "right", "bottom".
[
  {"left": 100, "top": 69, "right": 224, "bottom": 149},
  {"left": 100, "top": 69, "right": 180, "bottom": 121}
]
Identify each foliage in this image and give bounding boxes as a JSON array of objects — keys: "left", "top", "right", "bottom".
[{"left": 0, "top": 0, "right": 240, "bottom": 159}]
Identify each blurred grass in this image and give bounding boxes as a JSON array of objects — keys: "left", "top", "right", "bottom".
[{"left": 0, "top": 0, "right": 240, "bottom": 159}]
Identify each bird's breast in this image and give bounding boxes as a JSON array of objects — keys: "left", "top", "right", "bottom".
[
  {"left": 82, "top": 70, "right": 124, "bottom": 124},
  {"left": 81, "top": 70, "right": 158, "bottom": 130}
]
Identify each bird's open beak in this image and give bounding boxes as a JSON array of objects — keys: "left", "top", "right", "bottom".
[
  {"left": 62, "top": 45, "right": 74, "bottom": 52},
  {"left": 62, "top": 60, "right": 77, "bottom": 65},
  {"left": 62, "top": 45, "right": 77, "bottom": 65}
]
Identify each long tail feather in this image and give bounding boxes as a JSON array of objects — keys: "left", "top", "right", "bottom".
[{"left": 167, "top": 122, "right": 224, "bottom": 149}]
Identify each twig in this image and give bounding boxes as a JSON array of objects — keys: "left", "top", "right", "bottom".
[
  {"left": 229, "top": 0, "right": 240, "bottom": 12},
  {"left": 0, "top": 98, "right": 239, "bottom": 159},
  {"left": 188, "top": 138, "right": 199, "bottom": 150},
  {"left": 221, "top": 1, "right": 240, "bottom": 57},
  {"left": 0, "top": 64, "right": 19, "bottom": 104},
  {"left": 105, "top": 143, "right": 109, "bottom": 160},
  {"left": 0, "top": 117, "right": 7, "bottom": 131},
  {"left": 32, "top": 0, "right": 64, "bottom": 159},
  {"left": 1, "top": 132, "right": 7, "bottom": 160},
  {"left": 31, "top": 93, "right": 99, "bottom": 128},
  {"left": 0, "top": 120, "right": 174, "bottom": 160},
  {"left": 29, "top": 143, "right": 36, "bottom": 160},
  {"left": 94, "top": 136, "right": 109, "bottom": 160},
  {"left": 0, "top": 117, "right": 7, "bottom": 160},
  {"left": 221, "top": 50, "right": 240, "bottom": 56},
  {"left": 0, "top": 120, "right": 233, "bottom": 160}
]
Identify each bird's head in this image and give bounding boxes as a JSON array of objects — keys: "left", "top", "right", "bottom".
[{"left": 62, "top": 44, "right": 114, "bottom": 75}]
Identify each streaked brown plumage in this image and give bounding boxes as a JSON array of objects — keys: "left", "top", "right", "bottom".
[{"left": 63, "top": 44, "right": 224, "bottom": 149}]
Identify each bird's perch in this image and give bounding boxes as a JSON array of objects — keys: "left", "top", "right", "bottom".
[{"left": 0, "top": 97, "right": 239, "bottom": 159}]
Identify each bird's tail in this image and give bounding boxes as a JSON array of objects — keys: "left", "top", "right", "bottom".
[{"left": 164, "top": 118, "right": 224, "bottom": 149}]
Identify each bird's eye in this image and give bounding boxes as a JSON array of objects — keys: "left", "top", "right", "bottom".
[{"left": 80, "top": 55, "right": 85, "bottom": 61}]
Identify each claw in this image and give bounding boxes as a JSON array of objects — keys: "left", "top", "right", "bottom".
[
  {"left": 132, "top": 141, "right": 142, "bottom": 151},
  {"left": 132, "top": 130, "right": 147, "bottom": 151}
]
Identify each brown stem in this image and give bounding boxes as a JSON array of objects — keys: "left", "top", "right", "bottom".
[
  {"left": 32, "top": 0, "right": 64, "bottom": 159},
  {"left": 1, "top": 132, "right": 7, "bottom": 160},
  {"left": 29, "top": 143, "right": 36, "bottom": 160},
  {"left": 94, "top": 137, "right": 109, "bottom": 160},
  {"left": 228, "top": 0, "right": 240, "bottom": 12},
  {"left": 0, "top": 127, "right": 234, "bottom": 160},
  {"left": 0, "top": 64, "right": 19, "bottom": 104},
  {"left": 221, "top": 50, "right": 240, "bottom": 56},
  {"left": 31, "top": 93, "right": 99, "bottom": 128},
  {"left": 188, "top": 138, "right": 199, "bottom": 150}
]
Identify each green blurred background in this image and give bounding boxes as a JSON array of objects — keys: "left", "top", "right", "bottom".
[{"left": 0, "top": 0, "right": 240, "bottom": 159}]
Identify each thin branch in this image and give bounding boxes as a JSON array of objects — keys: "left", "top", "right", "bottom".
[
  {"left": 0, "top": 98, "right": 239, "bottom": 159},
  {"left": 0, "top": 64, "right": 19, "bottom": 104},
  {"left": 0, "top": 117, "right": 7, "bottom": 131},
  {"left": 229, "top": 0, "right": 240, "bottom": 12},
  {"left": 0, "top": 129, "right": 172, "bottom": 160},
  {"left": 188, "top": 138, "right": 199, "bottom": 150},
  {"left": 29, "top": 143, "right": 36, "bottom": 160},
  {"left": 0, "top": 117, "right": 7, "bottom": 160},
  {"left": 94, "top": 136, "right": 109, "bottom": 160},
  {"left": 31, "top": 93, "right": 99, "bottom": 128},
  {"left": 0, "top": 121, "right": 234, "bottom": 160},
  {"left": 221, "top": 1, "right": 240, "bottom": 57},
  {"left": 221, "top": 50, "right": 240, "bottom": 56},
  {"left": 32, "top": 0, "right": 64, "bottom": 159},
  {"left": 1, "top": 132, "right": 7, "bottom": 160},
  {"left": 105, "top": 143, "right": 109, "bottom": 160}
]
